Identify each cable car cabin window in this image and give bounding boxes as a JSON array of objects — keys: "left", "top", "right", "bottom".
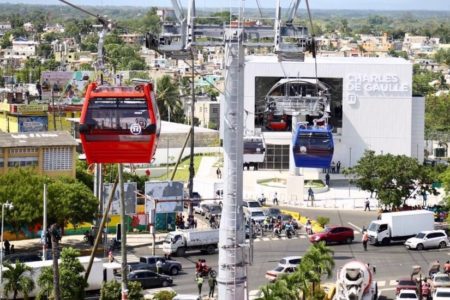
[
  {"left": 243, "top": 141, "right": 265, "bottom": 154},
  {"left": 294, "top": 132, "right": 333, "bottom": 152},
  {"left": 84, "top": 98, "right": 156, "bottom": 142}
]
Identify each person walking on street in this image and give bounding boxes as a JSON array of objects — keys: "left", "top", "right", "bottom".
[
  {"left": 336, "top": 161, "right": 341, "bottom": 173},
  {"left": 273, "top": 192, "right": 279, "bottom": 206},
  {"left": 108, "top": 250, "right": 115, "bottom": 263},
  {"left": 195, "top": 275, "right": 204, "bottom": 297},
  {"left": 308, "top": 187, "right": 314, "bottom": 202},
  {"left": 362, "top": 230, "right": 369, "bottom": 251},
  {"left": 208, "top": 274, "right": 217, "bottom": 298},
  {"left": 4, "top": 240, "right": 10, "bottom": 256},
  {"left": 216, "top": 167, "right": 222, "bottom": 179},
  {"left": 364, "top": 198, "right": 370, "bottom": 211},
  {"left": 325, "top": 173, "right": 330, "bottom": 186},
  {"left": 156, "top": 259, "right": 163, "bottom": 274}
]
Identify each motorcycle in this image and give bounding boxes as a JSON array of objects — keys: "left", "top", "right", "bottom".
[
  {"left": 108, "top": 238, "right": 121, "bottom": 251},
  {"left": 285, "top": 224, "right": 296, "bottom": 239}
]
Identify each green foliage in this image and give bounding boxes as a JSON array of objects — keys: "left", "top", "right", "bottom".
[
  {"left": 434, "top": 48, "right": 450, "bottom": 65},
  {"left": 157, "top": 75, "right": 185, "bottom": 123},
  {"left": 3, "top": 260, "right": 35, "bottom": 300},
  {"left": 425, "top": 94, "right": 450, "bottom": 133},
  {"left": 100, "top": 280, "right": 121, "bottom": 300},
  {"left": 0, "top": 167, "right": 97, "bottom": 231},
  {"left": 36, "top": 248, "right": 87, "bottom": 300},
  {"left": 257, "top": 242, "right": 334, "bottom": 300},
  {"left": 315, "top": 216, "right": 330, "bottom": 228},
  {"left": 345, "top": 150, "right": 439, "bottom": 208},
  {"left": 100, "top": 280, "right": 143, "bottom": 300},
  {"left": 42, "top": 59, "right": 60, "bottom": 71},
  {"left": 79, "top": 63, "right": 95, "bottom": 71},
  {"left": 1, "top": 32, "right": 12, "bottom": 48},
  {"left": 413, "top": 65, "right": 441, "bottom": 96},
  {"left": 36, "top": 267, "right": 53, "bottom": 300},
  {"left": 104, "top": 44, "right": 146, "bottom": 72},
  {"left": 152, "top": 290, "right": 176, "bottom": 300},
  {"left": 127, "top": 281, "right": 144, "bottom": 300}
]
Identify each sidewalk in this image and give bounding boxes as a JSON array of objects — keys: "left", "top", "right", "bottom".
[{"left": 12, "top": 212, "right": 210, "bottom": 253}]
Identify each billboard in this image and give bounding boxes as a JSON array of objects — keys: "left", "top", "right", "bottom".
[
  {"left": 18, "top": 116, "right": 48, "bottom": 132},
  {"left": 144, "top": 181, "right": 184, "bottom": 214},
  {"left": 103, "top": 182, "right": 137, "bottom": 215},
  {"left": 41, "top": 71, "right": 93, "bottom": 105}
]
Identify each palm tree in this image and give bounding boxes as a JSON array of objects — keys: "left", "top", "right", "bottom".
[
  {"left": 3, "top": 260, "right": 35, "bottom": 300},
  {"left": 302, "top": 242, "right": 335, "bottom": 295},
  {"left": 36, "top": 266, "right": 54, "bottom": 300},
  {"left": 156, "top": 75, "right": 184, "bottom": 123},
  {"left": 257, "top": 279, "right": 298, "bottom": 300}
]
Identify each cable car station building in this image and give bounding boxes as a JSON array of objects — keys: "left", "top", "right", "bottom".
[{"left": 243, "top": 56, "right": 424, "bottom": 171}]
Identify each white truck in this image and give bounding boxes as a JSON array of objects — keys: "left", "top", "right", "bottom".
[
  {"left": 193, "top": 178, "right": 223, "bottom": 200},
  {"left": 163, "top": 229, "right": 219, "bottom": 257},
  {"left": 367, "top": 210, "right": 434, "bottom": 245},
  {"left": 3, "top": 256, "right": 120, "bottom": 299}
]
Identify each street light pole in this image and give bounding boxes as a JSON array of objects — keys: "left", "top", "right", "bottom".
[{"left": 0, "top": 201, "right": 13, "bottom": 297}]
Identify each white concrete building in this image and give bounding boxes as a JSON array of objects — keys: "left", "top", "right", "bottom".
[
  {"left": 3, "top": 39, "right": 38, "bottom": 60},
  {"left": 237, "top": 55, "right": 424, "bottom": 171}
]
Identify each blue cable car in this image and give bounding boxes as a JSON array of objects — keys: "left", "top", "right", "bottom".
[{"left": 292, "top": 123, "right": 334, "bottom": 168}]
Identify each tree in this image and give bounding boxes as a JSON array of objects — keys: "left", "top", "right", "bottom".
[
  {"left": 257, "top": 279, "right": 298, "bottom": 300},
  {"left": 36, "top": 247, "right": 87, "bottom": 300},
  {"left": 156, "top": 75, "right": 185, "bottom": 123},
  {"left": 434, "top": 48, "right": 450, "bottom": 66},
  {"left": 3, "top": 260, "right": 35, "bottom": 300},
  {"left": 152, "top": 290, "right": 176, "bottom": 300},
  {"left": 301, "top": 242, "right": 334, "bottom": 295},
  {"left": 100, "top": 280, "right": 143, "bottom": 300},
  {"left": 345, "top": 150, "right": 438, "bottom": 208},
  {"left": 425, "top": 94, "right": 450, "bottom": 133}
]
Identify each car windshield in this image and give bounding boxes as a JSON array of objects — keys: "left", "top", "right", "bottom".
[
  {"left": 435, "top": 276, "right": 450, "bottom": 283},
  {"left": 252, "top": 211, "right": 265, "bottom": 217},
  {"left": 399, "top": 292, "right": 417, "bottom": 299},
  {"left": 436, "top": 291, "right": 450, "bottom": 297},
  {"left": 398, "top": 280, "right": 416, "bottom": 286},
  {"left": 367, "top": 222, "right": 379, "bottom": 232},
  {"left": 415, "top": 233, "right": 426, "bottom": 239},
  {"left": 273, "top": 266, "right": 284, "bottom": 272},
  {"left": 248, "top": 202, "right": 261, "bottom": 208},
  {"left": 210, "top": 206, "right": 222, "bottom": 213}
]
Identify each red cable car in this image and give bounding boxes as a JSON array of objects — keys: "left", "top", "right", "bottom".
[{"left": 79, "top": 82, "right": 160, "bottom": 164}]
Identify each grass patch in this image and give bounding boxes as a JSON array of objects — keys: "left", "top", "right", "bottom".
[
  {"left": 154, "top": 156, "right": 203, "bottom": 181},
  {"left": 304, "top": 180, "right": 325, "bottom": 188},
  {"left": 257, "top": 178, "right": 287, "bottom": 186}
]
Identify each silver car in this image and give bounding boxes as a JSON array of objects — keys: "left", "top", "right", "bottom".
[{"left": 405, "top": 230, "right": 449, "bottom": 250}]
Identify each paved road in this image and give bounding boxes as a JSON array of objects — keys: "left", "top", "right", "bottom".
[{"left": 127, "top": 208, "right": 448, "bottom": 299}]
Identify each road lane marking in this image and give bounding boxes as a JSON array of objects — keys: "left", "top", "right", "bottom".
[
  {"left": 389, "top": 280, "right": 397, "bottom": 286},
  {"left": 377, "top": 281, "right": 386, "bottom": 287},
  {"left": 262, "top": 237, "right": 270, "bottom": 241},
  {"left": 348, "top": 222, "right": 363, "bottom": 232}
]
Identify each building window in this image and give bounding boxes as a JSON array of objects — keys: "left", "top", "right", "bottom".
[
  {"left": 258, "top": 144, "right": 289, "bottom": 170},
  {"left": 9, "top": 147, "right": 38, "bottom": 154},
  {"left": 0, "top": 159, "right": 3, "bottom": 168},
  {"left": 7, "top": 157, "right": 38, "bottom": 167},
  {"left": 43, "top": 147, "right": 73, "bottom": 171},
  {"left": 212, "top": 108, "right": 219, "bottom": 113}
]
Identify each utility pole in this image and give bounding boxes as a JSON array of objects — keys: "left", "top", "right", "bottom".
[
  {"left": 118, "top": 164, "right": 128, "bottom": 299},
  {"left": 188, "top": 52, "right": 196, "bottom": 216},
  {"left": 50, "top": 223, "right": 61, "bottom": 300},
  {"left": 43, "top": 184, "right": 47, "bottom": 261}
]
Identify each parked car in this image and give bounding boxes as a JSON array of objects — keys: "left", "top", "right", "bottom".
[
  {"left": 278, "top": 256, "right": 302, "bottom": 267},
  {"left": 309, "top": 226, "right": 354, "bottom": 244},
  {"left": 205, "top": 205, "right": 222, "bottom": 220},
  {"left": 245, "top": 208, "right": 266, "bottom": 223},
  {"left": 264, "top": 255, "right": 301, "bottom": 282},
  {"left": 396, "top": 289, "right": 418, "bottom": 300},
  {"left": 405, "top": 230, "right": 449, "bottom": 250},
  {"left": 265, "top": 265, "right": 297, "bottom": 282},
  {"left": 431, "top": 274, "right": 450, "bottom": 291},
  {"left": 264, "top": 207, "right": 282, "bottom": 219},
  {"left": 126, "top": 270, "right": 173, "bottom": 289},
  {"left": 243, "top": 200, "right": 262, "bottom": 214},
  {"left": 433, "top": 287, "right": 450, "bottom": 300},
  {"left": 138, "top": 255, "right": 182, "bottom": 275}
]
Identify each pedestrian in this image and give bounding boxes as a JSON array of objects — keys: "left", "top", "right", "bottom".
[
  {"left": 216, "top": 167, "right": 222, "bottom": 179},
  {"left": 325, "top": 173, "right": 330, "bottom": 186},
  {"left": 364, "top": 198, "right": 370, "bottom": 211},
  {"left": 36, "top": 81, "right": 42, "bottom": 101},
  {"left": 108, "top": 250, "right": 115, "bottom": 263},
  {"left": 272, "top": 192, "right": 279, "bottom": 206},
  {"left": 195, "top": 274, "right": 204, "bottom": 296},
  {"left": 336, "top": 161, "right": 341, "bottom": 173},
  {"left": 422, "top": 191, "right": 428, "bottom": 207},
  {"left": 362, "top": 230, "right": 369, "bottom": 251},
  {"left": 4, "top": 240, "right": 10, "bottom": 256},
  {"left": 208, "top": 274, "right": 217, "bottom": 298},
  {"left": 331, "top": 161, "right": 336, "bottom": 173},
  {"left": 308, "top": 187, "right": 314, "bottom": 202},
  {"left": 156, "top": 259, "right": 163, "bottom": 274}
]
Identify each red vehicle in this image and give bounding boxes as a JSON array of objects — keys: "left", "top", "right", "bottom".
[
  {"left": 396, "top": 278, "right": 431, "bottom": 299},
  {"left": 79, "top": 82, "right": 160, "bottom": 164},
  {"left": 309, "top": 226, "right": 354, "bottom": 244}
]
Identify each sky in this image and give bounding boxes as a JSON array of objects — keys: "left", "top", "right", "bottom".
[{"left": 0, "top": 0, "right": 449, "bottom": 11}]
